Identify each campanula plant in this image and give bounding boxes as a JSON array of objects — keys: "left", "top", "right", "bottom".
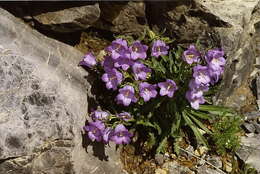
[{"left": 80, "top": 28, "right": 238, "bottom": 154}]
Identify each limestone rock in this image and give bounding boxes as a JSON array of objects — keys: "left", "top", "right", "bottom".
[
  {"left": 94, "top": 1, "right": 147, "bottom": 36},
  {"left": 236, "top": 134, "right": 260, "bottom": 172},
  {"left": 33, "top": 3, "right": 100, "bottom": 33},
  {"left": 0, "top": 8, "right": 122, "bottom": 174},
  {"left": 162, "top": 161, "right": 195, "bottom": 174}
]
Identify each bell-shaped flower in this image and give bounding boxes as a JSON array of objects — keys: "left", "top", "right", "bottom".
[
  {"left": 79, "top": 52, "right": 97, "bottom": 68},
  {"left": 158, "top": 79, "right": 178, "bottom": 98},
  {"left": 151, "top": 40, "right": 169, "bottom": 57},
  {"left": 205, "top": 49, "right": 226, "bottom": 71},
  {"left": 139, "top": 82, "right": 157, "bottom": 102},
  {"left": 106, "top": 38, "right": 128, "bottom": 60},
  {"left": 132, "top": 62, "right": 151, "bottom": 80},
  {"left": 116, "top": 85, "right": 138, "bottom": 106},
  {"left": 193, "top": 65, "right": 211, "bottom": 85},
  {"left": 182, "top": 45, "right": 201, "bottom": 64},
  {"left": 129, "top": 41, "right": 148, "bottom": 60},
  {"left": 101, "top": 68, "right": 123, "bottom": 90},
  {"left": 84, "top": 120, "right": 105, "bottom": 142},
  {"left": 110, "top": 124, "right": 133, "bottom": 144}
]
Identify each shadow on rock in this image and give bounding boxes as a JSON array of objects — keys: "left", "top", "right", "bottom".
[{"left": 81, "top": 131, "right": 109, "bottom": 161}]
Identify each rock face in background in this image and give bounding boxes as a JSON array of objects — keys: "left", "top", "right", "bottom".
[
  {"left": 0, "top": 8, "right": 122, "bottom": 174},
  {"left": 94, "top": 1, "right": 147, "bottom": 35},
  {"left": 33, "top": 3, "right": 100, "bottom": 33}
]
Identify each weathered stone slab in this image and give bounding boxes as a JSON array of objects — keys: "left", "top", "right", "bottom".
[{"left": 0, "top": 8, "right": 122, "bottom": 174}]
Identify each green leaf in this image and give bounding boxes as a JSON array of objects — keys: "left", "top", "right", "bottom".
[
  {"left": 136, "top": 120, "right": 161, "bottom": 135},
  {"left": 147, "top": 132, "right": 156, "bottom": 149},
  {"left": 170, "top": 111, "right": 181, "bottom": 137},
  {"left": 190, "top": 110, "right": 212, "bottom": 120},
  {"left": 161, "top": 55, "right": 168, "bottom": 63},
  {"left": 186, "top": 111, "right": 212, "bottom": 134},
  {"left": 156, "top": 136, "right": 168, "bottom": 154},
  {"left": 182, "top": 111, "right": 208, "bottom": 146},
  {"left": 199, "top": 105, "right": 234, "bottom": 116},
  {"left": 169, "top": 51, "right": 174, "bottom": 74}
]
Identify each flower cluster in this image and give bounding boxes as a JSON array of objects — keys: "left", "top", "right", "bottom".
[
  {"left": 183, "top": 47, "right": 226, "bottom": 109},
  {"left": 80, "top": 38, "right": 178, "bottom": 107},
  {"left": 80, "top": 35, "right": 226, "bottom": 149},
  {"left": 84, "top": 109, "right": 133, "bottom": 144}
]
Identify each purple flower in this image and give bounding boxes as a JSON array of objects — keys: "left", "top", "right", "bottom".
[
  {"left": 182, "top": 45, "right": 201, "bottom": 64},
  {"left": 84, "top": 120, "right": 105, "bottom": 142},
  {"left": 79, "top": 52, "right": 97, "bottom": 68},
  {"left": 116, "top": 85, "right": 138, "bottom": 106},
  {"left": 130, "top": 41, "right": 148, "bottom": 60},
  {"left": 103, "top": 127, "right": 113, "bottom": 144},
  {"left": 158, "top": 79, "right": 178, "bottom": 98},
  {"left": 91, "top": 110, "right": 109, "bottom": 121},
  {"left": 139, "top": 82, "right": 157, "bottom": 102},
  {"left": 117, "top": 112, "right": 132, "bottom": 121},
  {"left": 110, "top": 124, "right": 133, "bottom": 144},
  {"left": 185, "top": 90, "right": 205, "bottom": 110},
  {"left": 151, "top": 40, "right": 169, "bottom": 58},
  {"left": 106, "top": 38, "right": 128, "bottom": 60},
  {"left": 101, "top": 68, "right": 123, "bottom": 90},
  {"left": 193, "top": 65, "right": 211, "bottom": 85},
  {"left": 114, "top": 54, "right": 134, "bottom": 71},
  {"left": 102, "top": 56, "right": 115, "bottom": 71},
  {"left": 132, "top": 62, "right": 151, "bottom": 80},
  {"left": 205, "top": 49, "right": 226, "bottom": 71},
  {"left": 208, "top": 66, "right": 224, "bottom": 85},
  {"left": 188, "top": 79, "right": 209, "bottom": 92}
]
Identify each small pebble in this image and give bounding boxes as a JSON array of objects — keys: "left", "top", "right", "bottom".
[
  {"left": 155, "top": 154, "right": 165, "bottom": 165},
  {"left": 155, "top": 168, "right": 167, "bottom": 174},
  {"left": 242, "top": 123, "right": 256, "bottom": 133},
  {"left": 245, "top": 133, "right": 255, "bottom": 137},
  {"left": 253, "top": 123, "right": 260, "bottom": 134}
]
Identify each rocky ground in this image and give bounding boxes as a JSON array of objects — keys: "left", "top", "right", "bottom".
[{"left": 0, "top": 1, "right": 260, "bottom": 174}]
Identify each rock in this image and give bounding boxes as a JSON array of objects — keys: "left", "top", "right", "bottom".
[
  {"left": 33, "top": 3, "right": 100, "bottom": 33},
  {"left": 155, "top": 154, "right": 165, "bottom": 165},
  {"left": 236, "top": 134, "right": 260, "bottom": 172},
  {"left": 253, "top": 123, "right": 260, "bottom": 133},
  {"left": 242, "top": 123, "right": 256, "bottom": 133},
  {"left": 244, "top": 111, "right": 260, "bottom": 121},
  {"left": 224, "top": 161, "right": 233, "bottom": 173},
  {"left": 0, "top": 8, "right": 123, "bottom": 174},
  {"left": 94, "top": 1, "right": 147, "bottom": 36},
  {"left": 194, "top": 146, "right": 208, "bottom": 157},
  {"left": 155, "top": 168, "right": 168, "bottom": 174},
  {"left": 162, "top": 161, "right": 195, "bottom": 174},
  {"left": 196, "top": 166, "right": 221, "bottom": 174},
  {"left": 147, "top": 0, "right": 260, "bottom": 110},
  {"left": 206, "top": 156, "right": 222, "bottom": 169}
]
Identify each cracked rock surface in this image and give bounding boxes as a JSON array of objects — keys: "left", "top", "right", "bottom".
[{"left": 0, "top": 8, "right": 122, "bottom": 174}]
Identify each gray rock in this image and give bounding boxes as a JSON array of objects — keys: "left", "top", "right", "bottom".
[
  {"left": 196, "top": 166, "right": 221, "bottom": 174},
  {"left": 243, "top": 123, "right": 256, "bottom": 133},
  {"left": 94, "top": 1, "right": 147, "bottom": 36},
  {"left": 244, "top": 111, "right": 260, "bottom": 121},
  {"left": 162, "top": 161, "right": 195, "bottom": 174},
  {"left": 206, "top": 156, "right": 222, "bottom": 169},
  {"left": 33, "top": 3, "right": 100, "bottom": 33},
  {"left": 253, "top": 123, "right": 260, "bottom": 133},
  {"left": 155, "top": 154, "right": 165, "bottom": 165},
  {"left": 0, "top": 8, "right": 123, "bottom": 174},
  {"left": 236, "top": 135, "right": 260, "bottom": 172}
]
